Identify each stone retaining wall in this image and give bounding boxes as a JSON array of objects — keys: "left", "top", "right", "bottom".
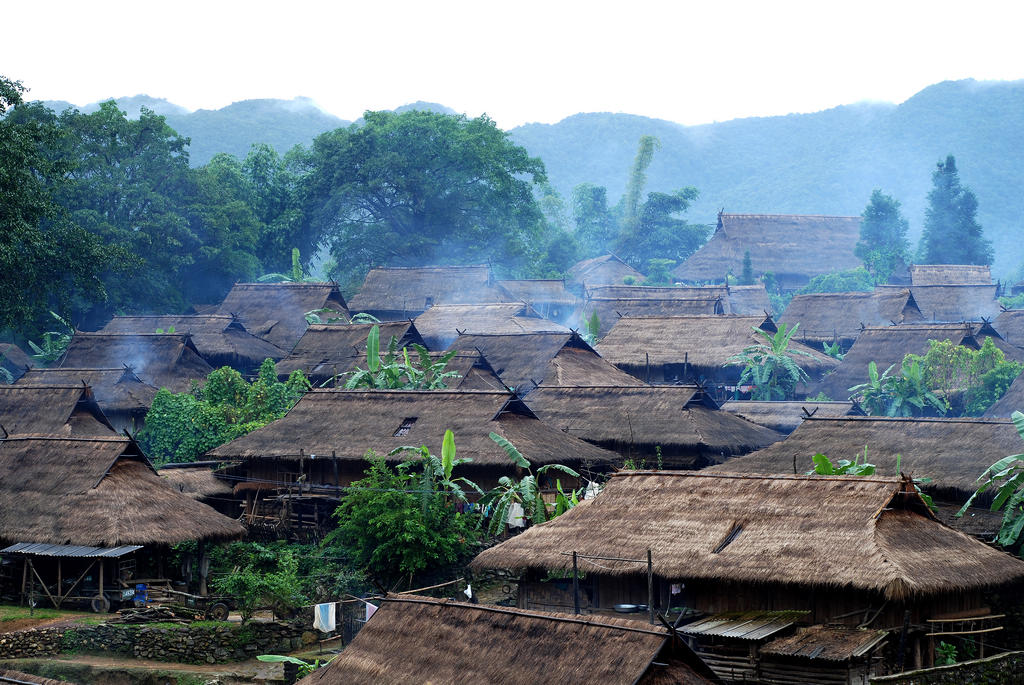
[{"left": 0, "top": 621, "right": 311, "bottom": 665}]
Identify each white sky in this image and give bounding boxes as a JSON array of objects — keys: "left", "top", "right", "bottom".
[{"left": 6, "top": 0, "right": 1024, "bottom": 128}]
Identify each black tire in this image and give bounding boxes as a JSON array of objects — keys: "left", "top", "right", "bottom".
[
  {"left": 91, "top": 595, "right": 111, "bottom": 613},
  {"left": 207, "top": 602, "right": 230, "bottom": 621}
]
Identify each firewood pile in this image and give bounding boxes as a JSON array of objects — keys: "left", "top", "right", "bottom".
[{"left": 111, "top": 605, "right": 201, "bottom": 624}]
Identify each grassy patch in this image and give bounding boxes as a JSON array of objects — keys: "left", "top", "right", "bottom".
[{"left": 0, "top": 604, "right": 95, "bottom": 622}]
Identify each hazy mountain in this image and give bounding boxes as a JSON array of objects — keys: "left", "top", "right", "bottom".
[
  {"left": 509, "top": 79, "right": 1024, "bottom": 276},
  {"left": 34, "top": 81, "right": 1024, "bottom": 274}
]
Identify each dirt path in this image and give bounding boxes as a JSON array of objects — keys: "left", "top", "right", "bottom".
[{"left": 0, "top": 615, "right": 94, "bottom": 634}]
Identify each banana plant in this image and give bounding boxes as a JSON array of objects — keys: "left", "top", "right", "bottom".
[
  {"left": 389, "top": 429, "right": 484, "bottom": 511},
  {"left": 28, "top": 311, "right": 73, "bottom": 365},
  {"left": 482, "top": 432, "right": 580, "bottom": 536},
  {"left": 958, "top": 411, "right": 1024, "bottom": 550},
  {"left": 726, "top": 323, "right": 813, "bottom": 400}
]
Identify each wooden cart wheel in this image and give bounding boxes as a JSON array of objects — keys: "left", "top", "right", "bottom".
[
  {"left": 91, "top": 595, "right": 111, "bottom": 613},
  {"left": 207, "top": 602, "right": 230, "bottom": 621}
]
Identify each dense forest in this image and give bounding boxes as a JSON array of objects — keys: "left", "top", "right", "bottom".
[
  {"left": 2, "top": 73, "right": 1019, "bottom": 341},
  {"left": 40, "top": 79, "right": 1024, "bottom": 276}
]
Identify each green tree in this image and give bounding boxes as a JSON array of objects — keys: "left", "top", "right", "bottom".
[
  {"left": 848, "top": 359, "right": 946, "bottom": 417},
  {"left": 856, "top": 189, "right": 909, "bottom": 281},
  {"left": 211, "top": 545, "right": 306, "bottom": 622},
  {"left": 740, "top": 251, "right": 754, "bottom": 285},
  {"left": 139, "top": 359, "right": 309, "bottom": 464},
  {"left": 571, "top": 183, "right": 616, "bottom": 257},
  {"left": 342, "top": 325, "right": 460, "bottom": 390},
  {"left": 300, "top": 110, "right": 548, "bottom": 288},
  {"left": 918, "top": 155, "right": 993, "bottom": 265},
  {"left": 323, "top": 451, "right": 480, "bottom": 588},
  {"left": 0, "top": 77, "right": 126, "bottom": 333},
  {"left": 797, "top": 267, "right": 875, "bottom": 294},
  {"left": 621, "top": 135, "right": 660, "bottom": 231},
  {"left": 615, "top": 188, "right": 708, "bottom": 268},
  {"left": 726, "top": 323, "right": 814, "bottom": 400}
]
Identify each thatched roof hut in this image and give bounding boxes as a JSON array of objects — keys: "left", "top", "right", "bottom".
[
  {"left": 348, "top": 265, "right": 514, "bottom": 320},
  {"left": 909, "top": 264, "right": 992, "bottom": 286},
  {"left": 17, "top": 367, "right": 158, "bottom": 433},
  {"left": 274, "top": 322, "right": 426, "bottom": 384},
  {"left": 672, "top": 213, "right": 861, "bottom": 289},
  {"left": 807, "top": 322, "right": 1012, "bottom": 401},
  {"left": 523, "top": 386, "right": 783, "bottom": 468},
  {"left": 779, "top": 289, "right": 923, "bottom": 345},
  {"left": 446, "top": 331, "right": 642, "bottom": 395},
  {"left": 209, "top": 390, "right": 618, "bottom": 470},
  {"left": 159, "top": 461, "right": 235, "bottom": 501},
  {"left": 994, "top": 309, "right": 1024, "bottom": 347},
  {"left": 496, "top": 279, "right": 580, "bottom": 323},
  {"left": 0, "top": 385, "right": 115, "bottom": 437},
  {"left": 567, "top": 254, "right": 644, "bottom": 291},
  {"left": 725, "top": 284, "right": 772, "bottom": 316},
  {"left": 0, "top": 343, "right": 34, "bottom": 381},
  {"left": 596, "top": 315, "right": 838, "bottom": 388},
  {"left": 706, "top": 416, "right": 1021, "bottom": 506},
  {"left": 215, "top": 282, "right": 349, "bottom": 351},
  {"left": 100, "top": 314, "right": 287, "bottom": 372},
  {"left": 719, "top": 400, "right": 859, "bottom": 434},
  {"left": 413, "top": 303, "right": 568, "bottom": 350},
  {"left": 435, "top": 350, "right": 506, "bottom": 390},
  {"left": 0, "top": 435, "right": 243, "bottom": 546},
  {"left": 874, "top": 284, "right": 1000, "bottom": 323},
  {"left": 58, "top": 333, "right": 214, "bottom": 393},
  {"left": 299, "top": 595, "right": 719, "bottom": 685},
  {"left": 471, "top": 471, "right": 1024, "bottom": 601},
  {"left": 584, "top": 286, "right": 727, "bottom": 339}
]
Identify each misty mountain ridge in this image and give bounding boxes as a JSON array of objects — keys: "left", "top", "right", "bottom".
[{"left": 32, "top": 78, "right": 1024, "bottom": 275}]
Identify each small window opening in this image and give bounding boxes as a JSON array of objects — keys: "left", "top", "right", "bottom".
[
  {"left": 393, "top": 417, "right": 418, "bottom": 437},
  {"left": 424, "top": 297, "right": 434, "bottom": 307},
  {"left": 713, "top": 524, "right": 744, "bottom": 554}
]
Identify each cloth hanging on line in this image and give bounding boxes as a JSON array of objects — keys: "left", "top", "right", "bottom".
[
  {"left": 365, "top": 601, "right": 378, "bottom": 621},
  {"left": 313, "top": 602, "right": 336, "bottom": 632},
  {"left": 507, "top": 502, "right": 526, "bottom": 528}
]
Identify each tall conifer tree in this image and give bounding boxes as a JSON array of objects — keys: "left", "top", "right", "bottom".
[{"left": 918, "top": 156, "right": 992, "bottom": 265}]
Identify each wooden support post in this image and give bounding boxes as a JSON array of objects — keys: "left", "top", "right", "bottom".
[
  {"left": 98, "top": 559, "right": 104, "bottom": 599},
  {"left": 20, "top": 558, "right": 27, "bottom": 606},
  {"left": 647, "top": 549, "right": 654, "bottom": 625},
  {"left": 572, "top": 552, "right": 580, "bottom": 616},
  {"left": 198, "top": 541, "right": 208, "bottom": 597},
  {"left": 333, "top": 451, "right": 339, "bottom": 488},
  {"left": 57, "top": 559, "right": 62, "bottom": 600},
  {"left": 898, "top": 610, "right": 910, "bottom": 672}
]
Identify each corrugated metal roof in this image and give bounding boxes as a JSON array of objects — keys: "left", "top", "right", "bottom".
[
  {"left": 1, "top": 542, "right": 143, "bottom": 558},
  {"left": 761, "top": 625, "right": 889, "bottom": 661},
  {"left": 679, "top": 610, "right": 809, "bottom": 641}
]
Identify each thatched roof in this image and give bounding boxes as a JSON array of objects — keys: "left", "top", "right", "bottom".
[
  {"left": 100, "top": 314, "right": 287, "bottom": 371},
  {"left": 298, "top": 595, "right": 719, "bottom": 685},
  {"left": 215, "top": 282, "right": 348, "bottom": 351},
  {"left": 0, "top": 436, "right": 243, "bottom": 546},
  {"left": 446, "top": 332, "right": 642, "bottom": 394},
  {"left": 567, "top": 254, "right": 644, "bottom": 289},
  {"left": 208, "top": 390, "right": 619, "bottom": 468},
  {"left": 779, "top": 289, "right": 923, "bottom": 344},
  {"left": 436, "top": 351, "right": 507, "bottom": 391},
  {"left": 726, "top": 284, "right": 772, "bottom": 316},
  {"left": 414, "top": 303, "right": 568, "bottom": 350},
  {"left": 0, "top": 385, "right": 115, "bottom": 437},
  {"left": 983, "top": 372, "right": 1024, "bottom": 417},
  {"left": 523, "top": 386, "right": 783, "bottom": 467},
  {"left": 910, "top": 264, "right": 992, "bottom": 286},
  {"left": 159, "top": 463, "right": 235, "bottom": 500},
  {"left": 471, "top": 471, "right": 1024, "bottom": 599},
  {"left": 719, "top": 400, "right": 858, "bottom": 434},
  {"left": 497, "top": 279, "right": 579, "bottom": 308},
  {"left": 994, "top": 309, "right": 1024, "bottom": 347},
  {"left": 0, "top": 343, "right": 34, "bottom": 380},
  {"left": 876, "top": 284, "right": 1000, "bottom": 323},
  {"left": 348, "top": 265, "right": 514, "bottom": 317},
  {"left": 808, "top": 323, "right": 989, "bottom": 400},
  {"left": 58, "top": 333, "right": 214, "bottom": 393},
  {"left": 673, "top": 214, "right": 861, "bottom": 283},
  {"left": 706, "top": 415, "right": 1023, "bottom": 502},
  {"left": 596, "top": 316, "right": 838, "bottom": 384},
  {"left": 274, "top": 322, "right": 425, "bottom": 383},
  {"left": 17, "top": 368, "right": 158, "bottom": 417},
  {"left": 584, "top": 286, "right": 727, "bottom": 338}
]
